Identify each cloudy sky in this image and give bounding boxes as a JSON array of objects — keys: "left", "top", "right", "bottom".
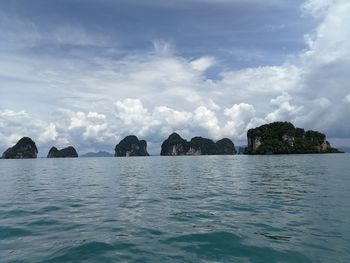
[{"left": 0, "top": 0, "right": 349, "bottom": 155}]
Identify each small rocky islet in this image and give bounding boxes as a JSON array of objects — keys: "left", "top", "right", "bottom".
[
  {"left": 1, "top": 122, "right": 343, "bottom": 159},
  {"left": 1, "top": 137, "right": 38, "bottom": 159},
  {"left": 114, "top": 135, "right": 149, "bottom": 157},
  {"left": 47, "top": 146, "right": 78, "bottom": 158}
]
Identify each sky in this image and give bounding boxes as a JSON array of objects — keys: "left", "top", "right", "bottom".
[{"left": 0, "top": 0, "right": 350, "bottom": 156}]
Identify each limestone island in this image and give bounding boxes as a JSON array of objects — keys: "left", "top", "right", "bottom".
[
  {"left": 2, "top": 137, "right": 38, "bottom": 159},
  {"left": 244, "top": 122, "right": 342, "bottom": 154},
  {"left": 160, "top": 133, "right": 236, "bottom": 156},
  {"left": 115, "top": 135, "right": 149, "bottom": 157},
  {"left": 47, "top": 146, "right": 78, "bottom": 158}
]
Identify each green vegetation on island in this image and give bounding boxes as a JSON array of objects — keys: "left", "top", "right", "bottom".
[
  {"left": 47, "top": 146, "right": 78, "bottom": 158},
  {"left": 160, "top": 133, "right": 236, "bottom": 156},
  {"left": 115, "top": 135, "right": 149, "bottom": 157},
  {"left": 1, "top": 123, "right": 344, "bottom": 159},
  {"left": 244, "top": 122, "right": 342, "bottom": 154},
  {"left": 2, "top": 137, "right": 38, "bottom": 159}
]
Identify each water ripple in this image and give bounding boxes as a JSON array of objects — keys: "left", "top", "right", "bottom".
[{"left": 0, "top": 155, "right": 349, "bottom": 262}]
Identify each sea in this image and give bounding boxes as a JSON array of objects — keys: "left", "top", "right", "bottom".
[{"left": 0, "top": 154, "right": 349, "bottom": 262}]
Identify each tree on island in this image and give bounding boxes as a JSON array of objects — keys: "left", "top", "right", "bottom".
[{"left": 244, "top": 122, "right": 342, "bottom": 154}]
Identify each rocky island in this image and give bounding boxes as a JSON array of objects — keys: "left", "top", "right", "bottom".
[
  {"left": 244, "top": 122, "right": 342, "bottom": 154},
  {"left": 2, "top": 137, "right": 38, "bottom": 159},
  {"left": 160, "top": 133, "right": 236, "bottom": 155},
  {"left": 115, "top": 135, "right": 149, "bottom": 157},
  {"left": 47, "top": 146, "right": 78, "bottom": 158}
]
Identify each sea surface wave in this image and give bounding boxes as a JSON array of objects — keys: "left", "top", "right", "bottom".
[{"left": 0, "top": 155, "right": 349, "bottom": 262}]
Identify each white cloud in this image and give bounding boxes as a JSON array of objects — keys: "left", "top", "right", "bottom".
[
  {"left": 52, "top": 25, "right": 109, "bottom": 46},
  {"left": 1, "top": 0, "right": 350, "bottom": 153},
  {"left": 224, "top": 103, "right": 256, "bottom": 122},
  {"left": 302, "top": 0, "right": 334, "bottom": 17},
  {"left": 0, "top": 11, "right": 109, "bottom": 52},
  {"left": 218, "top": 65, "right": 301, "bottom": 104},
  {"left": 114, "top": 99, "right": 219, "bottom": 139},
  {"left": 302, "top": 1, "right": 350, "bottom": 65},
  {"left": 0, "top": 109, "right": 45, "bottom": 148},
  {"left": 69, "top": 112, "right": 87, "bottom": 130},
  {"left": 193, "top": 106, "right": 221, "bottom": 138},
  {"left": 265, "top": 93, "right": 303, "bottom": 122},
  {"left": 39, "top": 123, "right": 58, "bottom": 143},
  {"left": 115, "top": 99, "right": 152, "bottom": 127},
  {"left": 154, "top": 106, "right": 192, "bottom": 127},
  {"left": 114, "top": 99, "right": 252, "bottom": 142},
  {"left": 190, "top": 56, "right": 215, "bottom": 71},
  {"left": 64, "top": 111, "right": 115, "bottom": 143},
  {"left": 345, "top": 94, "right": 350, "bottom": 103},
  {"left": 153, "top": 40, "right": 173, "bottom": 56},
  {"left": 223, "top": 103, "right": 256, "bottom": 139}
]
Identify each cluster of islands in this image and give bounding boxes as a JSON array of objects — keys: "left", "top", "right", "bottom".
[{"left": 1, "top": 122, "right": 343, "bottom": 159}]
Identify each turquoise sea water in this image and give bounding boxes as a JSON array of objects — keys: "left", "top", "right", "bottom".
[{"left": 0, "top": 154, "right": 349, "bottom": 262}]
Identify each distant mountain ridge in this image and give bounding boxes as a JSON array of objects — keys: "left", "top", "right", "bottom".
[{"left": 80, "top": 151, "right": 113, "bottom": 157}]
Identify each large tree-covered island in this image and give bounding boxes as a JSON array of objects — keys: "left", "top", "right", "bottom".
[{"left": 244, "top": 122, "right": 342, "bottom": 154}]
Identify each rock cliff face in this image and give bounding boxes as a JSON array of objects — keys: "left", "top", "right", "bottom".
[
  {"left": 244, "top": 122, "right": 342, "bottom": 154},
  {"left": 115, "top": 135, "right": 149, "bottom": 157},
  {"left": 160, "top": 133, "right": 190, "bottom": 156},
  {"left": 2, "top": 137, "right": 38, "bottom": 159},
  {"left": 47, "top": 146, "right": 78, "bottom": 158},
  {"left": 160, "top": 133, "right": 236, "bottom": 156}
]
